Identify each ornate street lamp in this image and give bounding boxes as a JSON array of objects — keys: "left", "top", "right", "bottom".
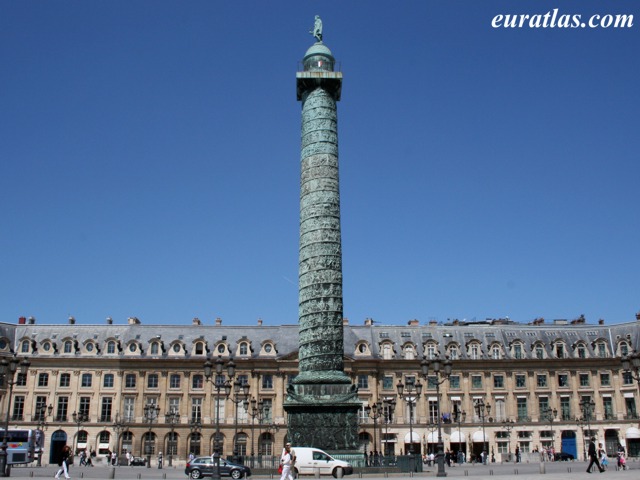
[
  {"left": 474, "top": 399, "right": 491, "bottom": 464},
  {"left": 396, "top": 376, "right": 422, "bottom": 472},
  {"left": 34, "top": 403, "right": 53, "bottom": 467},
  {"left": 579, "top": 398, "right": 596, "bottom": 460},
  {"left": 0, "top": 356, "right": 30, "bottom": 477},
  {"left": 453, "top": 407, "right": 466, "bottom": 461},
  {"left": 421, "top": 356, "right": 453, "bottom": 477},
  {"left": 541, "top": 407, "right": 557, "bottom": 452},
  {"left": 71, "top": 410, "right": 89, "bottom": 456},
  {"left": 382, "top": 399, "right": 396, "bottom": 457},
  {"left": 621, "top": 351, "right": 640, "bottom": 393},
  {"left": 204, "top": 356, "right": 235, "bottom": 480},
  {"left": 575, "top": 416, "right": 587, "bottom": 461},
  {"left": 189, "top": 418, "right": 202, "bottom": 457},
  {"left": 247, "top": 398, "right": 264, "bottom": 466},
  {"left": 501, "top": 420, "right": 514, "bottom": 462},
  {"left": 143, "top": 403, "right": 160, "bottom": 469},
  {"left": 229, "top": 378, "right": 250, "bottom": 462},
  {"left": 164, "top": 408, "right": 180, "bottom": 467},
  {"left": 112, "top": 412, "right": 129, "bottom": 466},
  {"left": 364, "top": 401, "right": 383, "bottom": 463}
]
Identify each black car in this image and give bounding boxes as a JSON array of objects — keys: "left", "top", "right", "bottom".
[
  {"left": 554, "top": 452, "right": 575, "bottom": 461},
  {"left": 185, "top": 457, "right": 252, "bottom": 479},
  {"left": 129, "top": 456, "right": 147, "bottom": 466}
]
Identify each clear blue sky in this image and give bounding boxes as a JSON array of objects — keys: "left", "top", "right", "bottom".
[{"left": 2, "top": 1, "right": 638, "bottom": 327}]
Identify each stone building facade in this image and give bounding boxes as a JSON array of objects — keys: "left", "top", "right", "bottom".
[{"left": 0, "top": 314, "right": 639, "bottom": 465}]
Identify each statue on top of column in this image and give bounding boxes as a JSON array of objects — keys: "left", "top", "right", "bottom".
[{"left": 310, "top": 15, "right": 323, "bottom": 42}]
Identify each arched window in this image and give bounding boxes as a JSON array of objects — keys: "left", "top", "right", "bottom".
[
  {"left": 21, "top": 340, "right": 30, "bottom": 353},
  {"left": 143, "top": 432, "right": 157, "bottom": 455},
  {"left": 239, "top": 343, "right": 248, "bottom": 356},
  {"left": 404, "top": 344, "right": 415, "bottom": 360},
  {"left": 195, "top": 342, "right": 204, "bottom": 355},
  {"left": 64, "top": 341, "right": 73, "bottom": 353},
  {"left": 492, "top": 345, "right": 501, "bottom": 359},
  {"left": 236, "top": 433, "right": 248, "bottom": 456},
  {"left": 259, "top": 432, "right": 274, "bottom": 456},
  {"left": 381, "top": 343, "right": 393, "bottom": 360},
  {"left": 107, "top": 341, "right": 116, "bottom": 354},
  {"left": 151, "top": 342, "right": 159, "bottom": 355},
  {"left": 189, "top": 432, "right": 202, "bottom": 456}
]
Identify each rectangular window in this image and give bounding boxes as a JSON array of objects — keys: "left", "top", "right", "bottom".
[
  {"left": 623, "top": 372, "right": 634, "bottom": 385},
  {"left": 124, "top": 397, "right": 135, "bottom": 423},
  {"left": 16, "top": 373, "right": 27, "bottom": 387},
  {"left": 262, "top": 399, "right": 273, "bottom": 421},
  {"left": 537, "top": 374, "right": 548, "bottom": 388},
  {"left": 12, "top": 396, "right": 25, "bottom": 420},
  {"left": 382, "top": 376, "right": 394, "bottom": 390},
  {"left": 514, "top": 345, "right": 523, "bottom": 359},
  {"left": 428, "top": 400, "right": 438, "bottom": 423},
  {"left": 192, "top": 374, "right": 204, "bottom": 389},
  {"left": 38, "top": 373, "right": 49, "bottom": 387},
  {"left": 558, "top": 374, "right": 569, "bottom": 387},
  {"left": 579, "top": 373, "right": 590, "bottom": 387},
  {"left": 449, "top": 375, "right": 460, "bottom": 389},
  {"left": 169, "top": 397, "right": 180, "bottom": 416},
  {"left": 103, "top": 374, "right": 114, "bottom": 388},
  {"left": 191, "top": 398, "right": 202, "bottom": 421},
  {"left": 538, "top": 397, "right": 549, "bottom": 415},
  {"left": 471, "top": 375, "right": 482, "bottom": 389},
  {"left": 147, "top": 374, "right": 159, "bottom": 389},
  {"left": 81, "top": 373, "right": 92, "bottom": 387},
  {"left": 170, "top": 374, "right": 181, "bottom": 389},
  {"left": 600, "top": 373, "right": 610, "bottom": 387},
  {"left": 35, "top": 396, "right": 48, "bottom": 420},
  {"left": 515, "top": 374, "right": 526, "bottom": 388},
  {"left": 101, "top": 397, "right": 112, "bottom": 422},
  {"left": 60, "top": 373, "right": 71, "bottom": 388},
  {"left": 560, "top": 397, "right": 571, "bottom": 420},
  {"left": 598, "top": 343, "right": 606, "bottom": 358},
  {"left": 214, "top": 397, "right": 226, "bottom": 421},
  {"left": 603, "top": 397, "right": 614, "bottom": 419},
  {"left": 237, "top": 374, "right": 249, "bottom": 386},
  {"left": 357, "top": 375, "right": 369, "bottom": 389},
  {"left": 79, "top": 396, "right": 91, "bottom": 416},
  {"left": 493, "top": 375, "right": 504, "bottom": 389},
  {"left": 517, "top": 398, "right": 528, "bottom": 421},
  {"left": 56, "top": 396, "right": 69, "bottom": 422},
  {"left": 126, "top": 374, "right": 138, "bottom": 389},
  {"left": 625, "top": 397, "right": 637, "bottom": 419},
  {"left": 262, "top": 374, "right": 274, "bottom": 389}
]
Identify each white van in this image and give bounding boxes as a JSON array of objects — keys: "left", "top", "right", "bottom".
[{"left": 291, "top": 447, "right": 353, "bottom": 477}]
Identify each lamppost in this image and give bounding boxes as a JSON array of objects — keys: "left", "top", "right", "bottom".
[
  {"left": 453, "top": 407, "right": 466, "bottom": 461},
  {"left": 189, "top": 418, "right": 202, "bottom": 457},
  {"left": 382, "top": 399, "right": 396, "bottom": 457},
  {"left": 426, "top": 422, "right": 438, "bottom": 456},
  {"left": 501, "top": 420, "right": 514, "bottom": 462},
  {"left": 621, "top": 351, "right": 640, "bottom": 393},
  {"left": 247, "top": 398, "right": 264, "bottom": 466},
  {"left": 203, "top": 356, "right": 235, "bottom": 480},
  {"left": 421, "top": 356, "right": 452, "bottom": 477},
  {"left": 396, "top": 377, "right": 422, "bottom": 472},
  {"left": 364, "top": 401, "right": 383, "bottom": 461},
  {"left": 71, "top": 411, "right": 89, "bottom": 455},
  {"left": 143, "top": 403, "right": 160, "bottom": 469},
  {"left": 579, "top": 398, "right": 596, "bottom": 460},
  {"left": 112, "top": 412, "right": 129, "bottom": 466},
  {"left": 0, "top": 356, "right": 30, "bottom": 477},
  {"left": 541, "top": 407, "right": 557, "bottom": 452},
  {"left": 35, "top": 404, "right": 53, "bottom": 467},
  {"left": 229, "top": 378, "right": 250, "bottom": 463},
  {"left": 474, "top": 399, "right": 491, "bottom": 464},
  {"left": 575, "top": 416, "right": 587, "bottom": 461},
  {"left": 164, "top": 408, "right": 179, "bottom": 467}
]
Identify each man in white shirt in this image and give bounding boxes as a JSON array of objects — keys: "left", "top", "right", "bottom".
[{"left": 280, "top": 443, "right": 296, "bottom": 480}]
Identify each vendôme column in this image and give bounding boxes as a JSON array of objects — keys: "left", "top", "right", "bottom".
[{"left": 284, "top": 18, "right": 360, "bottom": 452}]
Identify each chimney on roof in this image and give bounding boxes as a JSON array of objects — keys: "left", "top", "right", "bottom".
[
  {"left": 598, "top": 319, "right": 605, "bottom": 325},
  {"left": 192, "top": 317, "right": 202, "bottom": 326},
  {"left": 364, "top": 318, "right": 373, "bottom": 326},
  {"left": 408, "top": 319, "right": 419, "bottom": 326},
  {"left": 28, "top": 316, "right": 35, "bottom": 325},
  {"left": 429, "top": 320, "right": 438, "bottom": 326},
  {"left": 257, "top": 318, "right": 263, "bottom": 326},
  {"left": 68, "top": 316, "right": 75, "bottom": 325},
  {"left": 215, "top": 317, "right": 222, "bottom": 326},
  {"left": 18, "top": 317, "right": 26, "bottom": 325},
  {"left": 106, "top": 317, "right": 113, "bottom": 325},
  {"left": 343, "top": 318, "right": 349, "bottom": 325},
  {"left": 128, "top": 317, "right": 141, "bottom": 325},
  {"left": 453, "top": 319, "right": 460, "bottom": 326}
]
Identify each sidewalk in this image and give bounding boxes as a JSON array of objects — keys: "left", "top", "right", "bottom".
[{"left": 7, "top": 461, "right": 637, "bottom": 480}]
